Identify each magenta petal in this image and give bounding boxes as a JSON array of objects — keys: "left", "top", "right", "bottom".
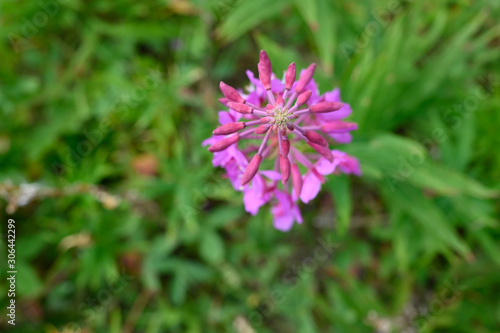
[
  {"left": 292, "top": 203, "right": 303, "bottom": 224},
  {"left": 260, "top": 170, "right": 282, "bottom": 181},
  {"left": 300, "top": 172, "right": 321, "bottom": 203},
  {"left": 272, "top": 212, "right": 294, "bottom": 231},
  {"left": 225, "top": 160, "right": 243, "bottom": 190},
  {"left": 232, "top": 147, "right": 248, "bottom": 167},
  {"left": 303, "top": 79, "right": 321, "bottom": 105},
  {"left": 243, "top": 189, "right": 264, "bottom": 215},
  {"left": 319, "top": 104, "right": 353, "bottom": 121},
  {"left": 246, "top": 70, "right": 260, "bottom": 87},
  {"left": 253, "top": 173, "right": 264, "bottom": 193},
  {"left": 324, "top": 88, "right": 341, "bottom": 102},
  {"left": 202, "top": 136, "right": 217, "bottom": 147},
  {"left": 213, "top": 151, "right": 231, "bottom": 167},
  {"left": 332, "top": 152, "right": 362, "bottom": 176},
  {"left": 218, "top": 111, "right": 234, "bottom": 125},
  {"left": 345, "top": 158, "right": 362, "bottom": 176},
  {"left": 245, "top": 91, "right": 262, "bottom": 106},
  {"left": 272, "top": 190, "right": 302, "bottom": 231},
  {"left": 315, "top": 157, "right": 340, "bottom": 175},
  {"left": 246, "top": 70, "right": 266, "bottom": 97},
  {"left": 292, "top": 149, "right": 313, "bottom": 168},
  {"left": 271, "top": 191, "right": 293, "bottom": 231},
  {"left": 243, "top": 175, "right": 267, "bottom": 215},
  {"left": 271, "top": 78, "right": 284, "bottom": 94},
  {"left": 330, "top": 132, "right": 353, "bottom": 144}
]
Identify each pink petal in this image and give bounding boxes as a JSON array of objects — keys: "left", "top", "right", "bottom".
[
  {"left": 324, "top": 88, "right": 341, "bottom": 102},
  {"left": 202, "top": 136, "right": 218, "bottom": 147},
  {"left": 315, "top": 157, "right": 340, "bottom": 175},
  {"left": 218, "top": 111, "right": 234, "bottom": 125},
  {"left": 300, "top": 172, "right": 321, "bottom": 203},
  {"left": 243, "top": 189, "right": 264, "bottom": 215},
  {"left": 243, "top": 175, "right": 267, "bottom": 215},
  {"left": 318, "top": 104, "right": 352, "bottom": 121},
  {"left": 212, "top": 150, "right": 230, "bottom": 167},
  {"left": 260, "top": 170, "right": 282, "bottom": 181},
  {"left": 271, "top": 190, "right": 302, "bottom": 231},
  {"left": 271, "top": 78, "right": 284, "bottom": 94},
  {"left": 230, "top": 147, "right": 248, "bottom": 167},
  {"left": 330, "top": 132, "right": 353, "bottom": 144},
  {"left": 245, "top": 91, "right": 262, "bottom": 106},
  {"left": 272, "top": 213, "right": 295, "bottom": 232},
  {"left": 292, "top": 203, "right": 303, "bottom": 224}
]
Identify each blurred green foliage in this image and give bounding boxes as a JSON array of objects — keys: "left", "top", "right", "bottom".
[{"left": 1, "top": 0, "right": 500, "bottom": 332}]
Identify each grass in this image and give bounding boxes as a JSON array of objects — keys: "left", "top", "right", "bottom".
[{"left": 0, "top": 0, "right": 499, "bottom": 332}]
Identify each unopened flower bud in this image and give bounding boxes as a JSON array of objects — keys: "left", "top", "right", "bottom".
[
  {"left": 296, "top": 90, "right": 312, "bottom": 107},
  {"left": 258, "top": 62, "right": 271, "bottom": 90},
  {"left": 310, "top": 101, "right": 343, "bottom": 113},
  {"left": 220, "top": 82, "right": 245, "bottom": 103},
  {"left": 281, "top": 136, "right": 290, "bottom": 156},
  {"left": 280, "top": 155, "right": 290, "bottom": 184},
  {"left": 275, "top": 94, "right": 284, "bottom": 106},
  {"left": 321, "top": 121, "right": 358, "bottom": 133},
  {"left": 208, "top": 134, "right": 239, "bottom": 152},
  {"left": 259, "top": 50, "right": 272, "bottom": 73},
  {"left": 291, "top": 163, "right": 302, "bottom": 197},
  {"left": 241, "top": 154, "right": 263, "bottom": 186},
  {"left": 254, "top": 125, "right": 270, "bottom": 134},
  {"left": 305, "top": 130, "right": 328, "bottom": 147},
  {"left": 285, "top": 62, "right": 296, "bottom": 90},
  {"left": 213, "top": 122, "right": 246, "bottom": 135},
  {"left": 307, "top": 142, "right": 333, "bottom": 162},
  {"left": 228, "top": 102, "right": 253, "bottom": 114},
  {"left": 219, "top": 97, "right": 230, "bottom": 106},
  {"left": 294, "top": 63, "right": 316, "bottom": 93}
]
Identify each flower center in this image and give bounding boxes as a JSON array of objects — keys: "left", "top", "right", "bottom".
[{"left": 273, "top": 106, "right": 289, "bottom": 130}]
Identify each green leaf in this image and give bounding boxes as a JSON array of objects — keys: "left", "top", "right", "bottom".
[
  {"left": 216, "top": 0, "right": 289, "bottom": 42},
  {"left": 294, "top": 0, "right": 336, "bottom": 74},
  {"left": 327, "top": 175, "right": 351, "bottom": 235},
  {"left": 16, "top": 262, "right": 43, "bottom": 297},
  {"left": 199, "top": 230, "right": 225, "bottom": 265},
  {"left": 382, "top": 183, "right": 471, "bottom": 257},
  {"left": 344, "top": 134, "right": 497, "bottom": 198}
]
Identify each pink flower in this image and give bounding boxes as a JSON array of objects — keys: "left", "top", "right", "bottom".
[
  {"left": 332, "top": 150, "right": 362, "bottom": 176},
  {"left": 205, "top": 51, "right": 361, "bottom": 231},
  {"left": 300, "top": 157, "right": 338, "bottom": 204},
  {"left": 271, "top": 190, "right": 303, "bottom": 232},
  {"left": 243, "top": 171, "right": 280, "bottom": 215},
  {"left": 299, "top": 150, "right": 361, "bottom": 203}
]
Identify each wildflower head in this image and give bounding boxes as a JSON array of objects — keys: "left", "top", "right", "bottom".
[{"left": 204, "top": 50, "right": 361, "bottom": 231}]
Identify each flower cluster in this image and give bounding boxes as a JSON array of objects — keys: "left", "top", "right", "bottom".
[{"left": 203, "top": 51, "right": 360, "bottom": 231}]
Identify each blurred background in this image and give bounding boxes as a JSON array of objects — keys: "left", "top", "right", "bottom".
[{"left": 1, "top": 0, "right": 500, "bottom": 332}]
